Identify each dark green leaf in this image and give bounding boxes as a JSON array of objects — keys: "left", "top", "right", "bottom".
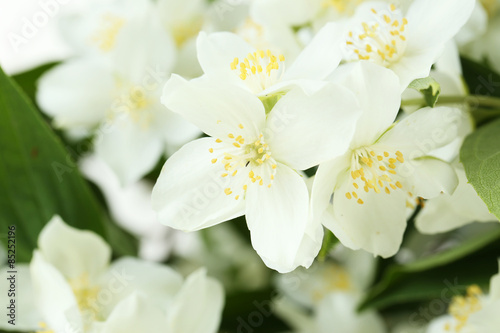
[{"left": 0, "top": 66, "right": 137, "bottom": 262}]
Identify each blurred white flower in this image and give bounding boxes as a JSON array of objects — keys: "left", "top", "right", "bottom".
[
  {"left": 0, "top": 216, "right": 224, "bottom": 333},
  {"left": 312, "top": 62, "right": 461, "bottom": 258},
  {"left": 153, "top": 76, "right": 361, "bottom": 272},
  {"left": 37, "top": 0, "right": 200, "bottom": 185},
  {"left": 274, "top": 245, "right": 386, "bottom": 333},
  {"left": 340, "top": 0, "right": 474, "bottom": 89},
  {"left": 426, "top": 260, "right": 500, "bottom": 333}
]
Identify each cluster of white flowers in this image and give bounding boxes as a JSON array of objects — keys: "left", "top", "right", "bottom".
[
  {"left": 8, "top": 0, "right": 497, "bottom": 331},
  {"left": 0, "top": 216, "right": 224, "bottom": 333}
]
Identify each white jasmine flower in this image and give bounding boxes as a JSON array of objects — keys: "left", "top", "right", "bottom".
[
  {"left": 153, "top": 76, "right": 361, "bottom": 272},
  {"left": 37, "top": 1, "right": 200, "bottom": 185},
  {"left": 312, "top": 62, "right": 461, "bottom": 257},
  {"left": 1, "top": 216, "right": 224, "bottom": 333},
  {"left": 340, "top": 0, "right": 474, "bottom": 89},
  {"left": 195, "top": 21, "right": 344, "bottom": 98},
  {"left": 274, "top": 246, "right": 386, "bottom": 333},
  {"left": 426, "top": 260, "right": 500, "bottom": 333}
]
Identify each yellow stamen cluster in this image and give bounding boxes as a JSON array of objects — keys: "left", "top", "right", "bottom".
[
  {"left": 345, "top": 4, "right": 408, "bottom": 66},
  {"left": 312, "top": 264, "right": 352, "bottom": 302},
  {"left": 346, "top": 149, "right": 405, "bottom": 205},
  {"left": 92, "top": 14, "right": 125, "bottom": 52},
  {"left": 210, "top": 126, "right": 277, "bottom": 200},
  {"left": 230, "top": 49, "right": 285, "bottom": 81},
  {"left": 445, "top": 285, "right": 483, "bottom": 332},
  {"left": 69, "top": 273, "right": 101, "bottom": 320}
]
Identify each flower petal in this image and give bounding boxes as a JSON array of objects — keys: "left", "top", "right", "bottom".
[
  {"left": 407, "top": 157, "right": 458, "bottom": 199},
  {"left": 101, "top": 293, "right": 166, "bottom": 333},
  {"left": 30, "top": 251, "right": 82, "bottom": 333},
  {"left": 284, "top": 22, "right": 344, "bottom": 81},
  {"left": 245, "top": 163, "right": 311, "bottom": 272},
  {"left": 0, "top": 264, "right": 42, "bottom": 331},
  {"left": 36, "top": 59, "right": 114, "bottom": 129},
  {"left": 162, "top": 75, "right": 265, "bottom": 139},
  {"left": 37, "top": 216, "right": 111, "bottom": 281},
  {"left": 330, "top": 61, "right": 401, "bottom": 146},
  {"left": 152, "top": 138, "right": 246, "bottom": 231},
  {"left": 406, "top": 0, "right": 475, "bottom": 51},
  {"left": 95, "top": 115, "right": 164, "bottom": 186},
  {"left": 378, "top": 106, "right": 462, "bottom": 157},
  {"left": 328, "top": 173, "right": 407, "bottom": 257},
  {"left": 267, "top": 84, "right": 360, "bottom": 170},
  {"left": 196, "top": 31, "right": 254, "bottom": 90},
  {"left": 167, "top": 269, "right": 224, "bottom": 333}
]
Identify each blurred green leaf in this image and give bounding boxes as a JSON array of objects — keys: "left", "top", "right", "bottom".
[
  {"left": 408, "top": 76, "right": 441, "bottom": 107},
  {"left": 359, "top": 225, "right": 500, "bottom": 311},
  {"left": 460, "top": 118, "right": 500, "bottom": 220},
  {"left": 0, "top": 66, "right": 137, "bottom": 262},
  {"left": 461, "top": 57, "right": 500, "bottom": 98},
  {"left": 318, "top": 229, "right": 338, "bottom": 261}
]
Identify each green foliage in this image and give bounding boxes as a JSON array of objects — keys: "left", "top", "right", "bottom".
[
  {"left": 460, "top": 118, "right": 500, "bottom": 220},
  {"left": 359, "top": 225, "right": 500, "bottom": 311},
  {"left": 0, "top": 66, "right": 137, "bottom": 262},
  {"left": 408, "top": 76, "right": 441, "bottom": 107}
]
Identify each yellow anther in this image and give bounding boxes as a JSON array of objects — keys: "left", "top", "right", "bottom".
[
  {"left": 228, "top": 133, "right": 234, "bottom": 138},
  {"left": 272, "top": 164, "right": 277, "bottom": 169},
  {"left": 235, "top": 195, "right": 240, "bottom": 200},
  {"left": 346, "top": 192, "right": 352, "bottom": 199},
  {"left": 224, "top": 188, "right": 232, "bottom": 195},
  {"left": 233, "top": 142, "right": 241, "bottom": 148},
  {"left": 385, "top": 187, "right": 390, "bottom": 194},
  {"left": 211, "top": 158, "right": 217, "bottom": 164},
  {"left": 243, "top": 185, "right": 248, "bottom": 190},
  {"left": 238, "top": 123, "right": 244, "bottom": 129},
  {"left": 390, "top": 4, "right": 396, "bottom": 11},
  {"left": 357, "top": 199, "right": 364, "bottom": 204},
  {"left": 222, "top": 173, "right": 228, "bottom": 177},
  {"left": 353, "top": 183, "right": 359, "bottom": 189},
  {"left": 352, "top": 192, "right": 358, "bottom": 199},
  {"left": 384, "top": 152, "right": 389, "bottom": 157},
  {"left": 216, "top": 139, "right": 222, "bottom": 143},
  {"left": 395, "top": 181, "right": 402, "bottom": 188},
  {"left": 209, "top": 148, "right": 214, "bottom": 153}
]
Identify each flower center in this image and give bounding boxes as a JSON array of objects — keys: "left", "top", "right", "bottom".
[
  {"left": 230, "top": 49, "right": 286, "bottom": 94},
  {"left": 344, "top": 4, "right": 408, "bottom": 66},
  {"left": 445, "top": 285, "right": 483, "bottom": 332},
  {"left": 69, "top": 273, "right": 101, "bottom": 321},
  {"left": 91, "top": 14, "right": 125, "bottom": 52},
  {"left": 108, "top": 79, "right": 153, "bottom": 128},
  {"left": 172, "top": 18, "right": 203, "bottom": 46},
  {"left": 210, "top": 125, "right": 278, "bottom": 200},
  {"left": 36, "top": 322, "right": 54, "bottom": 333},
  {"left": 346, "top": 147, "right": 405, "bottom": 204}
]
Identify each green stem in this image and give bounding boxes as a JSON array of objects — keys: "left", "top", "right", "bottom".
[{"left": 402, "top": 95, "right": 500, "bottom": 108}]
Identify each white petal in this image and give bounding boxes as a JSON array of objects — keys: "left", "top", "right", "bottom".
[
  {"left": 329, "top": 173, "right": 407, "bottom": 257},
  {"left": 30, "top": 251, "right": 82, "bottom": 333},
  {"left": 0, "top": 264, "right": 42, "bottom": 331},
  {"left": 406, "top": 0, "right": 475, "bottom": 50},
  {"left": 95, "top": 115, "right": 164, "bottom": 186},
  {"left": 267, "top": 84, "right": 360, "bottom": 170},
  {"left": 490, "top": 260, "right": 500, "bottom": 301},
  {"left": 37, "top": 216, "right": 111, "bottom": 281},
  {"left": 98, "top": 257, "right": 183, "bottom": 318},
  {"left": 378, "top": 107, "right": 462, "bottom": 157},
  {"left": 245, "top": 163, "right": 311, "bottom": 272},
  {"left": 284, "top": 22, "right": 344, "bottom": 81},
  {"left": 162, "top": 75, "right": 265, "bottom": 139},
  {"left": 101, "top": 293, "right": 166, "bottom": 333},
  {"left": 416, "top": 166, "right": 495, "bottom": 234},
  {"left": 390, "top": 48, "right": 443, "bottom": 90},
  {"left": 37, "top": 59, "right": 114, "bottom": 129},
  {"left": 408, "top": 157, "right": 458, "bottom": 199},
  {"left": 152, "top": 138, "right": 246, "bottom": 231},
  {"left": 167, "top": 269, "right": 224, "bottom": 333},
  {"left": 330, "top": 61, "right": 401, "bottom": 146},
  {"left": 316, "top": 293, "right": 386, "bottom": 333},
  {"left": 196, "top": 31, "right": 254, "bottom": 90}
]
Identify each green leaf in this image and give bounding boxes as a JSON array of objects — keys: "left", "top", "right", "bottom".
[
  {"left": 0, "top": 66, "right": 137, "bottom": 262},
  {"left": 461, "top": 57, "right": 500, "bottom": 98},
  {"left": 460, "top": 118, "right": 500, "bottom": 220},
  {"left": 318, "top": 229, "right": 338, "bottom": 261},
  {"left": 359, "top": 225, "right": 500, "bottom": 311},
  {"left": 408, "top": 76, "right": 441, "bottom": 107}
]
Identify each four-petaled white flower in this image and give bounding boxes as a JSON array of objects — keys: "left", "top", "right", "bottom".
[
  {"left": 311, "top": 62, "right": 461, "bottom": 257},
  {"left": 340, "top": 0, "right": 474, "bottom": 89},
  {"left": 152, "top": 75, "right": 361, "bottom": 272}
]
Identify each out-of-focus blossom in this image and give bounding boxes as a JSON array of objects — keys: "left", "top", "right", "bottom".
[
  {"left": 0, "top": 216, "right": 224, "bottom": 333},
  {"left": 274, "top": 245, "right": 386, "bottom": 333},
  {"left": 426, "top": 260, "right": 500, "bottom": 333}
]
